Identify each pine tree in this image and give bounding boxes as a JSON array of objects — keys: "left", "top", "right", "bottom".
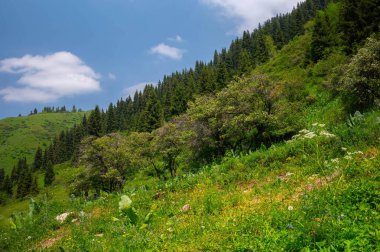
[
  {"left": 3, "top": 175, "right": 12, "bottom": 196},
  {"left": 140, "top": 89, "right": 164, "bottom": 132},
  {"left": 106, "top": 103, "right": 117, "bottom": 133},
  {"left": 0, "top": 168, "right": 4, "bottom": 186},
  {"left": 32, "top": 147, "right": 43, "bottom": 171},
  {"left": 88, "top": 105, "right": 102, "bottom": 137},
  {"left": 44, "top": 161, "right": 55, "bottom": 186},
  {"left": 30, "top": 177, "right": 39, "bottom": 195},
  {"left": 310, "top": 11, "right": 331, "bottom": 62},
  {"left": 339, "top": 0, "right": 380, "bottom": 51},
  {"left": 16, "top": 167, "right": 32, "bottom": 198}
]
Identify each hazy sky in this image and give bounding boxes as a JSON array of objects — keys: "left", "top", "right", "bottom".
[{"left": 0, "top": 0, "right": 300, "bottom": 118}]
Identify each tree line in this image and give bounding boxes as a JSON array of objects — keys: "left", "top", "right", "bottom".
[{"left": 2, "top": 0, "right": 379, "bottom": 200}]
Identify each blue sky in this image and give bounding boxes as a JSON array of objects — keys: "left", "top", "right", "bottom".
[{"left": 0, "top": 0, "right": 300, "bottom": 118}]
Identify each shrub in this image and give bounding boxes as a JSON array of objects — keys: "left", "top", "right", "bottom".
[{"left": 341, "top": 37, "right": 380, "bottom": 112}]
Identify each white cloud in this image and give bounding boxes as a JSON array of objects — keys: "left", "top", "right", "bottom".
[
  {"left": 150, "top": 43, "right": 185, "bottom": 60},
  {"left": 108, "top": 73, "right": 116, "bottom": 80},
  {"left": 168, "top": 35, "right": 184, "bottom": 43},
  {"left": 200, "top": 0, "right": 300, "bottom": 34},
  {"left": 123, "top": 82, "right": 156, "bottom": 97},
  {"left": 0, "top": 51, "right": 100, "bottom": 102}
]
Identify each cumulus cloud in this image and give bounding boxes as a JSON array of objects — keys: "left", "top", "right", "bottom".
[
  {"left": 150, "top": 43, "right": 185, "bottom": 60},
  {"left": 168, "top": 35, "right": 184, "bottom": 43},
  {"left": 123, "top": 82, "right": 156, "bottom": 97},
  {"left": 200, "top": 0, "right": 300, "bottom": 34},
  {"left": 0, "top": 51, "right": 100, "bottom": 102}
]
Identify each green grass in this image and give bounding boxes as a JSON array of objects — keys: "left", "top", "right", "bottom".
[
  {"left": 0, "top": 109, "right": 378, "bottom": 251},
  {"left": 0, "top": 112, "right": 87, "bottom": 173}
]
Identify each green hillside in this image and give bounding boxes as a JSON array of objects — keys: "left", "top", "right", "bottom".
[
  {"left": 0, "top": 112, "right": 86, "bottom": 173},
  {"left": 0, "top": 0, "right": 379, "bottom": 250}
]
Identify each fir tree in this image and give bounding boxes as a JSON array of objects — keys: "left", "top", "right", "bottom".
[
  {"left": 0, "top": 168, "right": 4, "bottom": 186},
  {"left": 3, "top": 175, "right": 12, "bottom": 196},
  {"left": 44, "top": 161, "right": 55, "bottom": 186},
  {"left": 30, "top": 177, "right": 39, "bottom": 195},
  {"left": 106, "top": 103, "right": 117, "bottom": 133},
  {"left": 140, "top": 89, "right": 164, "bottom": 132},
  {"left": 88, "top": 105, "right": 102, "bottom": 137},
  {"left": 16, "top": 167, "right": 32, "bottom": 198},
  {"left": 32, "top": 147, "right": 43, "bottom": 171}
]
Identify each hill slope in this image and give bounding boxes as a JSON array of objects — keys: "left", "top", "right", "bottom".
[{"left": 0, "top": 112, "right": 86, "bottom": 173}]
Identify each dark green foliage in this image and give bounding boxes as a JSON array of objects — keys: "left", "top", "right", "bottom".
[
  {"left": 30, "top": 177, "right": 39, "bottom": 195},
  {"left": 140, "top": 87, "right": 164, "bottom": 132},
  {"left": 106, "top": 103, "right": 117, "bottom": 133},
  {"left": 44, "top": 161, "right": 55, "bottom": 186},
  {"left": 2, "top": 175, "right": 12, "bottom": 196},
  {"left": 339, "top": 0, "right": 380, "bottom": 52},
  {"left": 310, "top": 12, "right": 332, "bottom": 62},
  {"left": 32, "top": 147, "right": 43, "bottom": 171},
  {"left": 88, "top": 105, "right": 102, "bottom": 137},
  {"left": 16, "top": 161, "right": 32, "bottom": 198},
  {"left": 0, "top": 168, "right": 4, "bottom": 186}
]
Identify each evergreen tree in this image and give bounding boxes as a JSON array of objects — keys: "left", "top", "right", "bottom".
[
  {"left": 30, "top": 177, "right": 39, "bottom": 195},
  {"left": 106, "top": 103, "right": 117, "bottom": 133},
  {"left": 339, "top": 0, "right": 380, "bottom": 51},
  {"left": 140, "top": 89, "right": 164, "bottom": 132},
  {"left": 16, "top": 167, "right": 32, "bottom": 198},
  {"left": 310, "top": 11, "right": 331, "bottom": 62},
  {"left": 88, "top": 105, "right": 102, "bottom": 137},
  {"left": 72, "top": 105, "right": 77, "bottom": 113},
  {"left": 32, "top": 147, "right": 43, "bottom": 171},
  {"left": 0, "top": 168, "right": 4, "bottom": 186},
  {"left": 2, "top": 175, "right": 12, "bottom": 196},
  {"left": 44, "top": 161, "right": 55, "bottom": 186}
]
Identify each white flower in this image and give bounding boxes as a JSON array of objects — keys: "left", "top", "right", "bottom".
[
  {"left": 288, "top": 206, "right": 294, "bottom": 211},
  {"left": 341, "top": 147, "right": 347, "bottom": 152},
  {"left": 299, "top": 129, "right": 310, "bottom": 134},
  {"left": 304, "top": 132, "right": 317, "bottom": 139},
  {"left": 119, "top": 195, "right": 132, "bottom": 212},
  {"left": 353, "top": 151, "right": 363, "bottom": 155},
  {"left": 331, "top": 158, "right": 340, "bottom": 164},
  {"left": 344, "top": 155, "right": 353, "bottom": 160},
  {"left": 319, "top": 130, "right": 336, "bottom": 138}
]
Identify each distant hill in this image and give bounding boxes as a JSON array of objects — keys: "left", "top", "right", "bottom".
[{"left": 0, "top": 112, "right": 86, "bottom": 173}]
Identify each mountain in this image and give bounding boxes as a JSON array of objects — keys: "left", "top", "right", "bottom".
[
  {"left": 0, "top": 112, "right": 86, "bottom": 173},
  {"left": 0, "top": 0, "right": 379, "bottom": 250}
]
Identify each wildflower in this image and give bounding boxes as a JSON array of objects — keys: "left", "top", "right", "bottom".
[
  {"left": 344, "top": 155, "right": 353, "bottom": 160},
  {"left": 312, "top": 123, "right": 319, "bottom": 127},
  {"left": 288, "top": 205, "right": 294, "bottom": 211},
  {"left": 304, "top": 132, "right": 317, "bottom": 139},
  {"left": 292, "top": 134, "right": 301, "bottom": 139},
  {"left": 353, "top": 151, "right": 363, "bottom": 155},
  {"left": 299, "top": 129, "right": 310, "bottom": 134},
  {"left": 319, "top": 130, "right": 336, "bottom": 138},
  {"left": 119, "top": 195, "right": 132, "bottom": 212},
  {"left": 331, "top": 158, "right": 339, "bottom": 164},
  {"left": 341, "top": 147, "right": 347, "bottom": 152}
]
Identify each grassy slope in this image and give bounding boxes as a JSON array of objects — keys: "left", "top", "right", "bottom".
[
  {"left": 0, "top": 33, "right": 379, "bottom": 251},
  {"left": 0, "top": 112, "right": 87, "bottom": 173}
]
